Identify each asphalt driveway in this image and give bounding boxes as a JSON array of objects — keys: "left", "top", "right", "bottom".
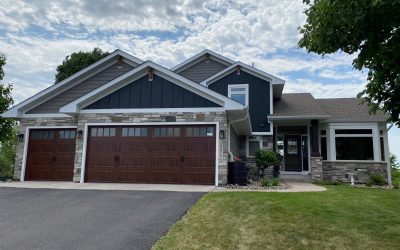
[{"left": 0, "top": 187, "right": 203, "bottom": 250}]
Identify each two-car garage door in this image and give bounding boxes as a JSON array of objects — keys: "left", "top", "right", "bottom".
[{"left": 85, "top": 125, "right": 216, "bottom": 185}]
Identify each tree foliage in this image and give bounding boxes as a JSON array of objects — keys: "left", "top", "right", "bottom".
[
  {"left": 55, "top": 48, "right": 109, "bottom": 83},
  {"left": 299, "top": 0, "right": 400, "bottom": 126},
  {"left": 0, "top": 54, "right": 16, "bottom": 142},
  {"left": 0, "top": 126, "right": 17, "bottom": 180},
  {"left": 255, "top": 150, "right": 280, "bottom": 179}
]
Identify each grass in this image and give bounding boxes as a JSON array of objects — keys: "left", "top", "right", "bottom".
[{"left": 153, "top": 186, "right": 400, "bottom": 250}]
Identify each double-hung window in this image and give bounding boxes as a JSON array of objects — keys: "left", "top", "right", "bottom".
[{"left": 228, "top": 84, "right": 249, "bottom": 106}]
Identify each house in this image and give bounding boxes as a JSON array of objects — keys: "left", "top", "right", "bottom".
[{"left": 1, "top": 49, "right": 391, "bottom": 186}]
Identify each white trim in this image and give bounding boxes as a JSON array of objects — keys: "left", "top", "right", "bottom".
[
  {"left": 171, "top": 49, "right": 235, "bottom": 72},
  {"left": 252, "top": 131, "right": 273, "bottom": 136},
  {"left": 228, "top": 84, "right": 249, "bottom": 106},
  {"left": 20, "top": 126, "right": 78, "bottom": 182},
  {"left": 2, "top": 50, "right": 144, "bottom": 118},
  {"left": 202, "top": 61, "right": 285, "bottom": 86},
  {"left": 60, "top": 61, "right": 245, "bottom": 114},
  {"left": 80, "top": 122, "right": 220, "bottom": 186},
  {"left": 80, "top": 107, "right": 226, "bottom": 114},
  {"left": 383, "top": 126, "right": 391, "bottom": 185},
  {"left": 268, "top": 115, "right": 330, "bottom": 120},
  {"left": 21, "top": 113, "right": 73, "bottom": 118}
]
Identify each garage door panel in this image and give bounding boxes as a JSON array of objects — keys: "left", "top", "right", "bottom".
[
  {"left": 85, "top": 125, "right": 216, "bottom": 184},
  {"left": 26, "top": 129, "right": 76, "bottom": 181}
]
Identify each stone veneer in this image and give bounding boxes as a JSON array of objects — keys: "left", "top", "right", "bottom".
[
  {"left": 310, "top": 157, "right": 323, "bottom": 181},
  {"left": 14, "top": 112, "right": 229, "bottom": 185},
  {"left": 321, "top": 160, "right": 388, "bottom": 183}
]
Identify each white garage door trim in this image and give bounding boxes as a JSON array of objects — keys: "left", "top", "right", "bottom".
[
  {"left": 80, "top": 122, "right": 220, "bottom": 186},
  {"left": 20, "top": 126, "right": 78, "bottom": 182}
]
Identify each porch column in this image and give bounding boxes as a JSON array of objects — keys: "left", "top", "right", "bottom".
[{"left": 310, "top": 119, "right": 320, "bottom": 157}]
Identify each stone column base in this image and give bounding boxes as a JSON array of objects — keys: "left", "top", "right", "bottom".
[{"left": 310, "top": 157, "right": 323, "bottom": 181}]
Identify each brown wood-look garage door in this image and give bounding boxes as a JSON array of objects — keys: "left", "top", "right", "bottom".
[
  {"left": 85, "top": 125, "right": 216, "bottom": 185},
  {"left": 25, "top": 129, "right": 76, "bottom": 181}
]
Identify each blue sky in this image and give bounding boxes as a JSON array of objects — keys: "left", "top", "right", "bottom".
[{"left": 0, "top": 0, "right": 398, "bottom": 159}]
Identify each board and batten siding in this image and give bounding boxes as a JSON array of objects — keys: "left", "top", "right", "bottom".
[
  {"left": 84, "top": 74, "right": 221, "bottom": 109},
  {"left": 26, "top": 63, "right": 134, "bottom": 114},
  {"left": 178, "top": 58, "right": 229, "bottom": 83},
  {"left": 208, "top": 71, "right": 272, "bottom": 133}
]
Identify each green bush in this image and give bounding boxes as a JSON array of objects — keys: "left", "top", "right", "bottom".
[
  {"left": 255, "top": 150, "right": 280, "bottom": 179},
  {"left": 366, "top": 173, "right": 387, "bottom": 186},
  {"left": 271, "top": 178, "right": 280, "bottom": 186},
  {"left": 261, "top": 179, "right": 271, "bottom": 187},
  {"left": 392, "top": 179, "right": 400, "bottom": 189}
]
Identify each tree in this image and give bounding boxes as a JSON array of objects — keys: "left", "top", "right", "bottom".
[
  {"left": 390, "top": 153, "right": 400, "bottom": 170},
  {"left": 55, "top": 48, "right": 109, "bottom": 83},
  {"left": 0, "top": 54, "right": 16, "bottom": 142},
  {"left": 299, "top": 0, "right": 400, "bottom": 126}
]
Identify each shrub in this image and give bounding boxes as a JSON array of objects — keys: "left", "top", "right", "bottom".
[
  {"left": 392, "top": 179, "right": 400, "bottom": 190},
  {"left": 260, "top": 179, "right": 271, "bottom": 187},
  {"left": 255, "top": 150, "right": 280, "bottom": 179},
  {"left": 271, "top": 178, "right": 280, "bottom": 186},
  {"left": 366, "top": 173, "right": 387, "bottom": 186}
]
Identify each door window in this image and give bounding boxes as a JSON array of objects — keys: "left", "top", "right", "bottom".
[{"left": 287, "top": 139, "right": 298, "bottom": 154}]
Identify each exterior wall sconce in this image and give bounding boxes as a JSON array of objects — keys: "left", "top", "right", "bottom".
[
  {"left": 117, "top": 55, "right": 123, "bottom": 68},
  {"left": 219, "top": 130, "right": 225, "bottom": 139},
  {"left": 236, "top": 65, "right": 241, "bottom": 75},
  {"left": 148, "top": 67, "right": 154, "bottom": 82},
  {"left": 77, "top": 130, "right": 83, "bottom": 139},
  {"left": 18, "top": 133, "right": 24, "bottom": 142}
]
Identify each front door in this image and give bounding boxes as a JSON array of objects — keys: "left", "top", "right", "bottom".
[{"left": 284, "top": 135, "right": 302, "bottom": 171}]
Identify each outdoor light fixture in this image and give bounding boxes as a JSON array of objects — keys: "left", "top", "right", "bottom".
[
  {"left": 117, "top": 55, "right": 123, "bottom": 68},
  {"left": 219, "top": 130, "right": 225, "bottom": 139},
  {"left": 148, "top": 67, "right": 154, "bottom": 82},
  {"left": 17, "top": 133, "right": 24, "bottom": 142},
  {"left": 205, "top": 53, "right": 210, "bottom": 63},
  {"left": 236, "top": 65, "right": 241, "bottom": 75},
  {"left": 77, "top": 130, "right": 83, "bottom": 139}
]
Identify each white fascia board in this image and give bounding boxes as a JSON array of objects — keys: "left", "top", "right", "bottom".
[
  {"left": 171, "top": 49, "right": 235, "bottom": 72},
  {"left": 2, "top": 49, "right": 144, "bottom": 118},
  {"left": 268, "top": 115, "right": 330, "bottom": 120},
  {"left": 60, "top": 61, "right": 245, "bottom": 114},
  {"left": 202, "top": 62, "right": 286, "bottom": 86},
  {"left": 80, "top": 107, "right": 226, "bottom": 114}
]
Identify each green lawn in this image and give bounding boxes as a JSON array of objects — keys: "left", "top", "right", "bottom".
[{"left": 153, "top": 186, "right": 400, "bottom": 250}]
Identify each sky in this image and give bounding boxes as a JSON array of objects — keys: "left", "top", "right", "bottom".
[{"left": 0, "top": 0, "right": 398, "bottom": 159}]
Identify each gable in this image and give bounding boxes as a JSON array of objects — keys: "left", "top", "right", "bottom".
[
  {"left": 208, "top": 71, "right": 272, "bottom": 133},
  {"left": 83, "top": 73, "right": 221, "bottom": 109},
  {"left": 178, "top": 58, "right": 229, "bottom": 83},
  {"left": 26, "top": 62, "right": 135, "bottom": 114}
]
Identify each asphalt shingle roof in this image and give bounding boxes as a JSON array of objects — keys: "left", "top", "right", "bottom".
[{"left": 270, "top": 93, "right": 387, "bottom": 122}]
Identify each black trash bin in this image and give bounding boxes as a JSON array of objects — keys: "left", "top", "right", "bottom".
[{"left": 228, "top": 161, "right": 248, "bottom": 186}]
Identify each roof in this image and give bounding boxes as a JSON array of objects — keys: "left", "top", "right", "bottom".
[
  {"left": 269, "top": 94, "right": 388, "bottom": 122},
  {"left": 317, "top": 98, "right": 388, "bottom": 122},
  {"left": 171, "top": 49, "right": 235, "bottom": 72},
  {"left": 269, "top": 93, "right": 328, "bottom": 120}
]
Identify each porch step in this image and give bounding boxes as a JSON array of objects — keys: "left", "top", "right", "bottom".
[{"left": 279, "top": 174, "right": 312, "bottom": 183}]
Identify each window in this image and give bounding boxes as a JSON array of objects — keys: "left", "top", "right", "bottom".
[
  {"left": 186, "top": 127, "right": 214, "bottom": 137},
  {"left": 287, "top": 139, "right": 298, "bottom": 154},
  {"left": 122, "top": 127, "right": 148, "bottom": 137},
  {"left": 228, "top": 84, "right": 248, "bottom": 105},
  {"left": 59, "top": 130, "right": 76, "bottom": 139},
  {"left": 247, "top": 136, "right": 262, "bottom": 157},
  {"left": 153, "top": 127, "right": 180, "bottom": 137},
  {"left": 380, "top": 130, "right": 385, "bottom": 161},
  {"left": 90, "top": 127, "right": 116, "bottom": 137},
  {"left": 31, "top": 130, "right": 54, "bottom": 140},
  {"left": 334, "top": 128, "right": 375, "bottom": 160}
]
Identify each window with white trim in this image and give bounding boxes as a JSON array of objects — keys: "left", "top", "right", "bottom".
[
  {"left": 334, "top": 129, "right": 374, "bottom": 160},
  {"left": 228, "top": 84, "right": 248, "bottom": 105},
  {"left": 247, "top": 136, "right": 262, "bottom": 157}
]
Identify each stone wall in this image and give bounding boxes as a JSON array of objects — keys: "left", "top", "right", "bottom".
[
  {"left": 14, "top": 117, "right": 78, "bottom": 180},
  {"left": 310, "top": 157, "right": 323, "bottom": 181},
  {"left": 322, "top": 161, "right": 388, "bottom": 183}
]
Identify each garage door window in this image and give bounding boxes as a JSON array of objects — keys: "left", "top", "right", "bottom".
[
  {"left": 186, "top": 127, "right": 214, "bottom": 137},
  {"left": 59, "top": 130, "right": 76, "bottom": 139},
  {"left": 122, "top": 127, "right": 148, "bottom": 137},
  {"left": 153, "top": 127, "right": 180, "bottom": 137},
  {"left": 30, "top": 130, "right": 54, "bottom": 140},
  {"left": 91, "top": 127, "right": 116, "bottom": 137}
]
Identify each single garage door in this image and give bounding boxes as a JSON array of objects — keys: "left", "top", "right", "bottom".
[
  {"left": 85, "top": 125, "right": 216, "bottom": 184},
  {"left": 25, "top": 129, "right": 76, "bottom": 181}
]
